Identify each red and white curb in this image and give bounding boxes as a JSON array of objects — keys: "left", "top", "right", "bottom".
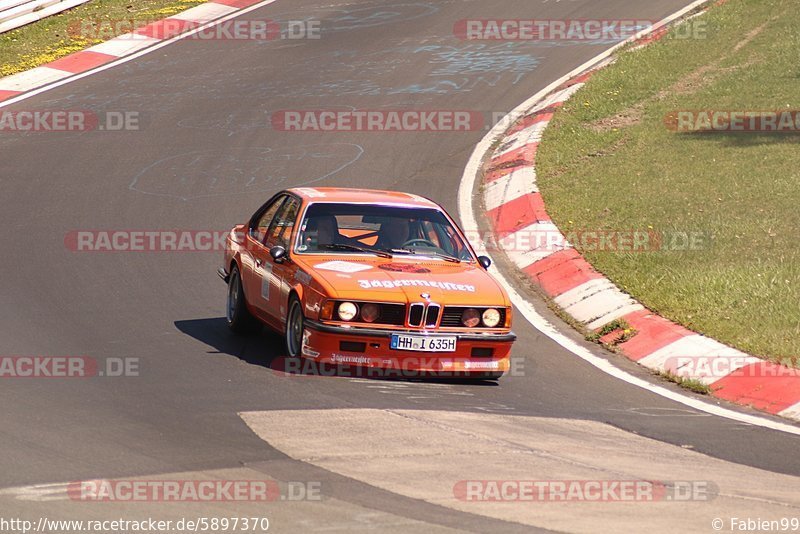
[
  {"left": 0, "top": 0, "right": 267, "bottom": 104},
  {"left": 479, "top": 27, "right": 800, "bottom": 422}
]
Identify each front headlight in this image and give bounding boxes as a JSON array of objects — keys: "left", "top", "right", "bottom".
[
  {"left": 482, "top": 308, "right": 501, "bottom": 327},
  {"left": 337, "top": 302, "right": 358, "bottom": 321}
]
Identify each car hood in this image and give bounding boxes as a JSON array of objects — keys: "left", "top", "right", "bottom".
[{"left": 294, "top": 255, "right": 509, "bottom": 306}]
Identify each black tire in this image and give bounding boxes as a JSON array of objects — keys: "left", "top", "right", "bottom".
[
  {"left": 285, "top": 295, "right": 304, "bottom": 358},
  {"left": 226, "top": 265, "right": 260, "bottom": 334}
]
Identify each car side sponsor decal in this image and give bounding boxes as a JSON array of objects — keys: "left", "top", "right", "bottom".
[
  {"left": 315, "top": 260, "right": 372, "bottom": 273},
  {"left": 331, "top": 354, "right": 371, "bottom": 365},
  {"left": 260, "top": 264, "right": 273, "bottom": 301},
  {"left": 357, "top": 279, "right": 476, "bottom": 292},
  {"left": 302, "top": 332, "right": 320, "bottom": 359},
  {"left": 295, "top": 270, "right": 312, "bottom": 285}
]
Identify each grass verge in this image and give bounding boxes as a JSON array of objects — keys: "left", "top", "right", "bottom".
[
  {"left": 655, "top": 370, "right": 712, "bottom": 395},
  {"left": 0, "top": 0, "right": 206, "bottom": 77},
  {"left": 537, "top": 0, "right": 800, "bottom": 364}
]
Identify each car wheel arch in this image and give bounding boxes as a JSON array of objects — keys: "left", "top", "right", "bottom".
[{"left": 288, "top": 288, "right": 303, "bottom": 314}]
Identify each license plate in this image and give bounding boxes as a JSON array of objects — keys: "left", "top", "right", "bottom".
[{"left": 390, "top": 334, "right": 457, "bottom": 352}]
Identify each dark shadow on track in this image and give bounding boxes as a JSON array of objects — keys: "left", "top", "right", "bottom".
[{"left": 175, "top": 317, "right": 282, "bottom": 367}]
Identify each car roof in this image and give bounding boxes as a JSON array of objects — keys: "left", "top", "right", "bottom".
[{"left": 287, "top": 187, "right": 439, "bottom": 208}]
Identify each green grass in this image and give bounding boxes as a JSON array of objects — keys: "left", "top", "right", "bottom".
[
  {"left": 655, "top": 370, "right": 712, "bottom": 395},
  {"left": 585, "top": 318, "right": 636, "bottom": 345},
  {"left": 537, "top": 0, "right": 800, "bottom": 364},
  {"left": 0, "top": 0, "right": 205, "bottom": 77}
]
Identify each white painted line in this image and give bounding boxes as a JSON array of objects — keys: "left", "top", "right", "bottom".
[
  {"left": 484, "top": 165, "right": 538, "bottom": 211},
  {"left": 0, "top": 67, "right": 70, "bottom": 91},
  {"left": 534, "top": 83, "right": 585, "bottom": 111},
  {"left": 639, "top": 335, "right": 760, "bottom": 385},
  {"left": 169, "top": 2, "right": 238, "bottom": 22},
  {"left": 0, "top": 0, "right": 90, "bottom": 35},
  {"left": 500, "top": 221, "right": 570, "bottom": 268},
  {"left": 563, "top": 286, "right": 639, "bottom": 325},
  {"left": 493, "top": 121, "right": 547, "bottom": 159},
  {"left": 779, "top": 402, "right": 800, "bottom": 421},
  {"left": 0, "top": 0, "right": 281, "bottom": 109},
  {"left": 0, "top": 482, "right": 70, "bottom": 501},
  {"left": 86, "top": 34, "right": 161, "bottom": 57},
  {"left": 458, "top": 0, "right": 800, "bottom": 432},
  {"left": 553, "top": 278, "right": 614, "bottom": 309},
  {"left": 585, "top": 302, "right": 645, "bottom": 330}
]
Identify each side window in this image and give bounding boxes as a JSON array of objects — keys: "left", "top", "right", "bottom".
[
  {"left": 440, "top": 224, "right": 465, "bottom": 258},
  {"left": 251, "top": 196, "right": 286, "bottom": 244},
  {"left": 267, "top": 197, "right": 300, "bottom": 248}
]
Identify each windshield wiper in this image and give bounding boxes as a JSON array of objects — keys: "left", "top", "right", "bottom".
[
  {"left": 387, "top": 248, "right": 461, "bottom": 263},
  {"left": 321, "top": 243, "right": 392, "bottom": 258}
]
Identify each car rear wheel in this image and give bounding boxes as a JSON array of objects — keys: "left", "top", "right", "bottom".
[
  {"left": 285, "top": 295, "right": 304, "bottom": 358},
  {"left": 227, "top": 265, "right": 260, "bottom": 334}
]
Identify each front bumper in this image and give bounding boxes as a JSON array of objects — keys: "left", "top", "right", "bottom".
[
  {"left": 302, "top": 319, "right": 516, "bottom": 375},
  {"left": 305, "top": 319, "right": 517, "bottom": 343}
]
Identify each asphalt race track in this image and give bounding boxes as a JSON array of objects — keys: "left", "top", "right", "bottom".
[{"left": 1, "top": 1, "right": 799, "bottom": 532}]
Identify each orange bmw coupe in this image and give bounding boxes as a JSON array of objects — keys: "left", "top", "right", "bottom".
[{"left": 218, "top": 188, "right": 516, "bottom": 379}]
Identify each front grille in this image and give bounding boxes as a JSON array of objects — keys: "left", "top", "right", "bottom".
[
  {"left": 441, "top": 307, "right": 507, "bottom": 328},
  {"left": 425, "top": 304, "right": 441, "bottom": 327},
  {"left": 408, "top": 303, "right": 425, "bottom": 327}
]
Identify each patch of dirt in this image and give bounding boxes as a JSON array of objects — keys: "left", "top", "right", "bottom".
[
  {"left": 734, "top": 20, "right": 770, "bottom": 52},
  {"left": 589, "top": 104, "right": 644, "bottom": 132},
  {"left": 589, "top": 16, "right": 774, "bottom": 133}
]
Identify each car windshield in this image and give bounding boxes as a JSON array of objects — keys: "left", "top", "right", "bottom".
[{"left": 295, "top": 203, "right": 475, "bottom": 262}]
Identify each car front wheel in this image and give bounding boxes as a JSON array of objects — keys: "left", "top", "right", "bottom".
[
  {"left": 285, "top": 296, "right": 304, "bottom": 358},
  {"left": 226, "top": 265, "right": 260, "bottom": 334}
]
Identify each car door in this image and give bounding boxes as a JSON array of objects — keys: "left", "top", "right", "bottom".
[
  {"left": 260, "top": 196, "right": 301, "bottom": 327},
  {"left": 242, "top": 195, "right": 287, "bottom": 327}
]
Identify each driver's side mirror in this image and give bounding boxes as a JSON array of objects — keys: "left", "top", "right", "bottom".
[
  {"left": 270, "top": 246, "right": 288, "bottom": 264},
  {"left": 478, "top": 255, "right": 492, "bottom": 269}
]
